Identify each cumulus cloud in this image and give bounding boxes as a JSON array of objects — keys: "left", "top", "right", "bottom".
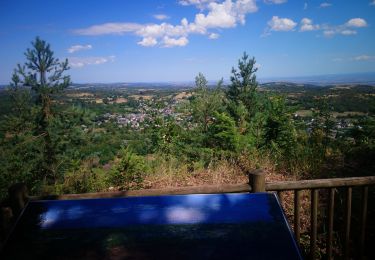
[
  {"left": 67, "top": 44, "right": 92, "bottom": 53},
  {"left": 153, "top": 14, "right": 169, "bottom": 20},
  {"left": 194, "top": 1, "right": 237, "bottom": 29},
  {"left": 68, "top": 56, "right": 115, "bottom": 68},
  {"left": 346, "top": 18, "right": 367, "bottom": 28},
  {"left": 162, "top": 36, "right": 189, "bottom": 47},
  {"left": 267, "top": 16, "right": 297, "bottom": 31},
  {"left": 137, "top": 37, "right": 158, "bottom": 47},
  {"left": 297, "top": 17, "right": 367, "bottom": 37},
  {"left": 322, "top": 18, "right": 367, "bottom": 37},
  {"left": 264, "top": 0, "right": 287, "bottom": 4},
  {"left": 300, "top": 18, "right": 319, "bottom": 31},
  {"left": 74, "top": 0, "right": 258, "bottom": 48},
  {"left": 319, "top": 2, "right": 332, "bottom": 8}
]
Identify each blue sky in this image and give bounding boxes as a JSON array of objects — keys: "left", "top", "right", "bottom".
[{"left": 0, "top": 0, "right": 374, "bottom": 83}]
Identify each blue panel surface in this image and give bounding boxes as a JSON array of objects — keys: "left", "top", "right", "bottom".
[{"left": 1, "top": 193, "right": 302, "bottom": 259}]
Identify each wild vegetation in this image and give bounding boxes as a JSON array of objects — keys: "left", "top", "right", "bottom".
[{"left": 0, "top": 38, "right": 374, "bottom": 200}]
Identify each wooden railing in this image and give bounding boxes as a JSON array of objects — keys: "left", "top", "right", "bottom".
[
  {"left": 258, "top": 172, "right": 375, "bottom": 260},
  {"left": 1, "top": 171, "right": 375, "bottom": 259}
]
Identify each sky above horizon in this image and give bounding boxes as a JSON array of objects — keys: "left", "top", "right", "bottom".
[{"left": 0, "top": 0, "right": 375, "bottom": 84}]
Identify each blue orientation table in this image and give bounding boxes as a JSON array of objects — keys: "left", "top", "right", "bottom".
[{"left": 1, "top": 192, "right": 302, "bottom": 259}]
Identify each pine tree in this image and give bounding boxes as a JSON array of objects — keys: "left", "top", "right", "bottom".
[
  {"left": 14, "top": 37, "right": 71, "bottom": 183},
  {"left": 191, "top": 73, "right": 223, "bottom": 133},
  {"left": 227, "top": 52, "right": 259, "bottom": 119}
]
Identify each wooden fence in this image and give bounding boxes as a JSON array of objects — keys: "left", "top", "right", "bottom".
[{"left": 1, "top": 170, "right": 375, "bottom": 259}]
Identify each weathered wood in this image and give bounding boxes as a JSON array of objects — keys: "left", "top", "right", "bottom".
[
  {"left": 249, "top": 169, "right": 266, "bottom": 192},
  {"left": 294, "top": 190, "right": 301, "bottom": 244},
  {"left": 266, "top": 176, "right": 375, "bottom": 191},
  {"left": 310, "top": 189, "right": 318, "bottom": 260},
  {"left": 277, "top": 191, "right": 283, "bottom": 206},
  {"left": 360, "top": 186, "right": 368, "bottom": 259},
  {"left": 327, "top": 188, "right": 335, "bottom": 260},
  {"left": 30, "top": 183, "right": 251, "bottom": 200},
  {"left": 344, "top": 187, "right": 352, "bottom": 260}
]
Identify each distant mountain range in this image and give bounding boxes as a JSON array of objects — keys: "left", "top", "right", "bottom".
[
  {"left": 259, "top": 72, "right": 375, "bottom": 86},
  {"left": 1, "top": 72, "right": 375, "bottom": 89}
]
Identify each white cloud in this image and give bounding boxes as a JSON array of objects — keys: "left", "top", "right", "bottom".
[
  {"left": 346, "top": 18, "right": 367, "bottom": 28},
  {"left": 264, "top": 0, "right": 287, "bottom": 4},
  {"left": 162, "top": 36, "right": 189, "bottom": 47},
  {"left": 67, "top": 44, "right": 92, "bottom": 53},
  {"left": 371, "top": 0, "right": 375, "bottom": 6},
  {"left": 194, "top": 1, "right": 237, "bottom": 29},
  {"left": 354, "top": 55, "right": 375, "bottom": 61},
  {"left": 137, "top": 37, "right": 158, "bottom": 47},
  {"left": 323, "top": 28, "right": 357, "bottom": 37},
  {"left": 322, "top": 18, "right": 367, "bottom": 37},
  {"left": 179, "top": 0, "right": 218, "bottom": 9},
  {"left": 333, "top": 55, "right": 375, "bottom": 62},
  {"left": 68, "top": 56, "right": 115, "bottom": 68},
  {"left": 300, "top": 18, "right": 319, "bottom": 31},
  {"left": 208, "top": 32, "right": 220, "bottom": 39},
  {"left": 340, "top": 30, "right": 357, "bottom": 36},
  {"left": 153, "top": 14, "right": 169, "bottom": 20},
  {"left": 304, "top": 2, "right": 308, "bottom": 10},
  {"left": 267, "top": 16, "right": 297, "bottom": 31},
  {"left": 319, "top": 2, "right": 332, "bottom": 8},
  {"left": 74, "top": 0, "right": 258, "bottom": 47},
  {"left": 73, "top": 23, "right": 143, "bottom": 35}
]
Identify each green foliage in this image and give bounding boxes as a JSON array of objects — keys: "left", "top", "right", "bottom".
[
  {"left": 227, "top": 52, "right": 259, "bottom": 119},
  {"left": 61, "top": 159, "right": 109, "bottom": 194},
  {"left": 191, "top": 73, "right": 224, "bottom": 133},
  {"left": 111, "top": 148, "right": 147, "bottom": 189},
  {"left": 13, "top": 37, "right": 71, "bottom": 183},
  {"left": 208, "top": 112, "right": 240, "bottom": 153}
]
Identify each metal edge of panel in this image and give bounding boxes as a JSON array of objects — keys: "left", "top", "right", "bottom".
[{"left": 272, "top": 192, "right": 304, "bottom": 260}]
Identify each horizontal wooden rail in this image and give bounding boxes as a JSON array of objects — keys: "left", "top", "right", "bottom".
[
  {"left": 29, "top": 183, "right": 252, "bottom": 201},
  {"left": 265, "top": 176, "right": 375, "bottom": 191},
  {"left": 27, "top": 176, "right": 375, "bottom": 201}
]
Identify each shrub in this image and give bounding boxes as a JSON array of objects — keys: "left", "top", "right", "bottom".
[{"left": 110, "top": 148, "right": 147, "bottom": 189}]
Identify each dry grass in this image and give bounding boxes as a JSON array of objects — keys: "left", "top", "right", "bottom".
[{"left": 143, "top": 159, "right": 247, "bottom": 189}]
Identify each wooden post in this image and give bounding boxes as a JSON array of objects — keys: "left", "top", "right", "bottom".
[
  {"left": 310, "top": 189, "right": 318, "bottom": 260},
  {"left": 249, "top": 169, "right": 266, "bottom": 192},
  {"left": 294, "top": 190, "right": 301, "bottom": 244},
  {"left": 327, "top": 188, "right": 335, "bottom": 260},
  {"left": 8, "top": 183, "right": 28, "bottom": 217},
  {"left": 360, "top": 186, "right": 368, "bottom": 259}
]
